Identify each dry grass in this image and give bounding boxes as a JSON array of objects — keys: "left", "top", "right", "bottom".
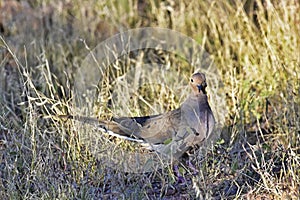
[{"left": 0, "top": 0, "right": 299, "bottom": 199}]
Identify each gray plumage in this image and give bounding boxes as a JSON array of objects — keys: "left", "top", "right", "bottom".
[{"left": 61, "top": 72, "right": 215, "bottom": 160}]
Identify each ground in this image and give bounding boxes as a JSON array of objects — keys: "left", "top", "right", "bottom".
[{"left": 0, "top": 0, "right": 299, "bottom": 199}]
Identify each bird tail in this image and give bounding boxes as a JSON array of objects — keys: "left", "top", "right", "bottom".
[{"left": 58, "top": 115, "right": 145, "bottom": 143}]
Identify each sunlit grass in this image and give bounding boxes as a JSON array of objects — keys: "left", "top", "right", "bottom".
[{"left": 0, "top": 0, "right": 299, "bottom": 198}]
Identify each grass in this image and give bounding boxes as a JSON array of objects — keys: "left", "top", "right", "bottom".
[{"left": 0, "top": 0, "right": 299, "bottom": 199}]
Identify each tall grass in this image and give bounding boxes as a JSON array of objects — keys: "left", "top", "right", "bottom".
[{"left": 0, "top": 0, "right": 299, "bottom": 199}]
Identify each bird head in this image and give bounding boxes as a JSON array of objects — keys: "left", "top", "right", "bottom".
[{"left": 190, "top": 72, "right": 207, "bottom": 95}]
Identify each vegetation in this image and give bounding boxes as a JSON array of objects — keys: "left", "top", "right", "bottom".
[{"left": 0, "top": 0, "right": 299, "bottom": 199}]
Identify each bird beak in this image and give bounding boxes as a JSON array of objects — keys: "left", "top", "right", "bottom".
[{"left": 197, "top": 84, "right": 203, "bottom": 93}]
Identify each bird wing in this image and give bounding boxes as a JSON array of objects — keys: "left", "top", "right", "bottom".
[
  {"left": 105, "top": 108, "right": 181, "bottom": 144},
  {"left": 139, "top": 108, "right": 181, "bottom": 144}
]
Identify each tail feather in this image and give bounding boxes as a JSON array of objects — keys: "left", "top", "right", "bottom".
[{"left": 58, "top": 115, "right": 146, "bottom": 143}]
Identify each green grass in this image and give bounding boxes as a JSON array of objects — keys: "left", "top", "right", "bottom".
[{"left": 0, "top": 0, "right": 299, "bottom": 199}]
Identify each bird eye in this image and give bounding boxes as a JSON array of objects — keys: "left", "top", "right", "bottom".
[{"left": 190, "top": 79, "right": 193, "bottom": 82}]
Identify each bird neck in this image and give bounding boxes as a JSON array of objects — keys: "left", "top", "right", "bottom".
[
  {"left": 192, "top": 90, "right": 206, "bottom": 97},
  {"left": 190, "top": 93, "right": 207, "bottom": 101}
]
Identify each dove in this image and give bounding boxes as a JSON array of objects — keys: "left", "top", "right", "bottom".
[{"left": 61, "top": 72, "right": 215, "bottom": 160}]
